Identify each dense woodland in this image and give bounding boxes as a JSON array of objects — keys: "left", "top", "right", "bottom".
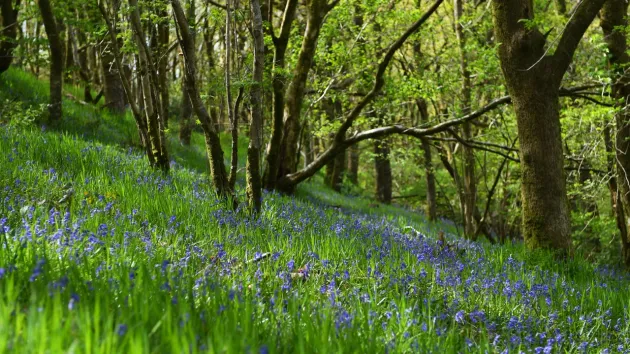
[
  {"left": 3, "top": 0, "right": 630, "bottom": 261},
  {"left": 6, "top": 0, "right": 630, "bottom": 351}
]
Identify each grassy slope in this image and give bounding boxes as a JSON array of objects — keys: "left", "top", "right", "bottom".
[{"left": 1, "top": 69, "right": 630, "bottom": 353}]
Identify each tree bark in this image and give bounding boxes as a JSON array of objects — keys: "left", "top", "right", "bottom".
[
  {"left": 492, "top": 0, "right": 605, "bottom": 252},
  {"left": 246, "top": 0, "right": 264, "bottom": 213},
  {"left": 0, "top": 0, "right": 21, "bottom": 75},
  {"left": 601, "top": 0, "right": 630, "bottom": 266},
  {"left": 38, "top": 0, "right": 63, "bottom": 122}
]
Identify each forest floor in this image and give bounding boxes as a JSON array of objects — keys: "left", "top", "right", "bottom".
[{"left": 1, "top": 69, "right": 630, "bottom": 353}]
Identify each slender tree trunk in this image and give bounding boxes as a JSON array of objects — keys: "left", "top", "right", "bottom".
[
  {"left": 38, "top": 0, "right": 63, "bottom": 122},
  {"left": 157, "top": 4, "right": 170, "bottom": 127},
  {"left": 225, "top": 0, "right": 238, "bottom": 190},
  {"left": 128, "top": 0, "right": 169, "bottom": 171},
  {"left": 492, "top": 0, "right": 605, "bottom": 252},
  {"left": 374, "top": 136, "right": 392, "bottom": 204},
  {"left": 347, "top": 144, "right": 360, "bottom": 185},
  {"left": 171, "top": 0, "right": 234, "bottom": 200},
  {"left": 455, "top": 0, "right": 476, "bottom": 239},
  {"left": 179, "top": 0, "right": 195, "bottom": 146},
  {"left": 0, "top": 0, "right": 21, "bottom": 75},
  {"left": 246, "top": 0, "right": 264, "bottom": 212},
  {"left": 418, "top": 99, "right": 437, "bottom": 221},
  {"left": 601, "top": 0, "right": 630, "bottom": 266}
]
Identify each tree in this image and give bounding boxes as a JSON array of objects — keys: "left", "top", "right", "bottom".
[
  {"left": 171, "top": 0, "right": 234, "bottom": 200},
  {"left": 37, "top": 0, "right": 63, "bottom": 122},
  {"left": 492, "top": 0, "right": 606, "bottom": 252},
  {"left": 600, "top": 0, "right": 630, "bottom": 266},
  {"left": 246, "top": 0, "right": 264, "bottom": 212},
  {"left": 0, "top": 0, "right": 21, "bottom": 75}
]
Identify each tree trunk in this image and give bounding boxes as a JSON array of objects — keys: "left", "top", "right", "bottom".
[
  {"left": 418, "top": 99, "right": 437, "bottom": 221},
  {"left": 454, "top": 0, "right": 476, "bottom": 237},
  {"left": 0, "top": 0, "right": 21, "bottom": 75},
  {"left": 492, "top": 0, "right": 605, "bottom": 252},
  {"left": 101, "top": 40, "right": 126, "bottom": 113},
  {"left": 246, "top": 0, "right": 264, "bottom": 213},
  {"left": 179, "top": 0, "right": 195, "bottom": 146},
  {"left": 347, "top": 143, "right": 360, "bottom": 185},
  {"left": 171, "top": 0, "right": 234, "bottom": 200},
  {"left": 129, "top": 0, "right": 169, "bottom": 171},
  {"left": 269, "top": 0, "right": 333, "bottom": 192},
  {"left": 374, "top": 136, "right": 392, "bottom": 204},
  {"left": 601, "top": 0, "right": 630, "bottom": 266},
  {"left": 157, "top": 4, "right": 169, "bottom": 127},
  {"left": 38, "top": 0, "right": 63, "bottom": 122}
]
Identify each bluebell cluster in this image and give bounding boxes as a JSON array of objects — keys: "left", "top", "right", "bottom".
[{"left": 1, "top": 128, "right": 630, "bottom": 353}]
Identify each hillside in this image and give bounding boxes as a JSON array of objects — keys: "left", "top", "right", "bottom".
[{"left": 1, "top": 70, "right": 630, "bottom": 353}]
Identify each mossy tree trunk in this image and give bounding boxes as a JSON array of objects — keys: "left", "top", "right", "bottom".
[{"left": 492, "top": 0, "right": 605, "bottom": 252}]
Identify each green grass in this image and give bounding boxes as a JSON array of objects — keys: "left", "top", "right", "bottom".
[{"left": 1, "top": 69, "right": 630, "bottom": 353}]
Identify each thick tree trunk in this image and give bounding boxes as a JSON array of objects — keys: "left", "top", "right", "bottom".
[
  {"left": 601, "top": 0, "right": 630, "bottom": 267},
  {"left": 0, "top": 0, "right": 21, "bottom": 75},
  {"left": 492, "top": 0, "right": 605, "bottom": 252},
  {"left": 38, "top": 0, "right": 63, "bottom": 122},
  {"left": 246, "top": 0, "right": 264, "bottom": 213}
]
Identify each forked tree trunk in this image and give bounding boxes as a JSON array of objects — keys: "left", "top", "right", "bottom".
[
  {"left": 0, "top": 0, "right": 21, "bottom": 75},
  {"left": 246, "top": 0, "right": 264, "bottom": 212},
  {"left": 492, "top": 0, "right": 605, "bottom": 252},
  {"left": 38, "top": 0, "right": 63, "bottom": 122},
  {"left": 263, "top": 0, "right": 298, "bottom": 190},
  {"left": 268, "top": 0, "right": 334, "bottom": 192},
  {"left": 601, "top": 0, "right": 630, "bottom": 267}
]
